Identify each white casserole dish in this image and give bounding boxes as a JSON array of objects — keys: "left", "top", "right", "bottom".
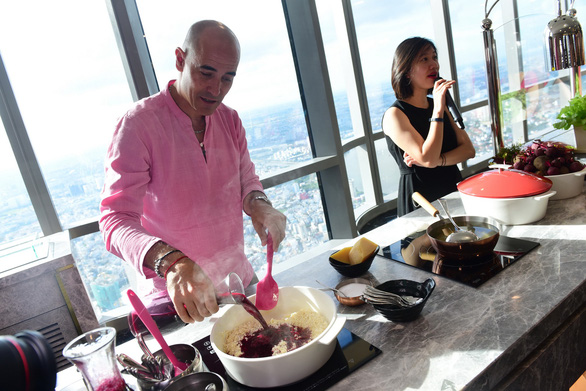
[
  {"left": 547, "top": 166, "right": 586, "bottom": 200},
  {"left": 459, "top": 190, "right": 557, "bottom": 225},
  {"left": 210, "top": 286, "right": 346, "bottom": 388},
  {"left": 457, "top": 169, "right": 556, "bottom": 225}
]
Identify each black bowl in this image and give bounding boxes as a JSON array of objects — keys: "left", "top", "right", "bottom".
[
  {"left": 329, "top": 246, "right": 379, "bottom": 277},
  {"left": 370, "top": 278, "right": 435, "bottom": 322}
]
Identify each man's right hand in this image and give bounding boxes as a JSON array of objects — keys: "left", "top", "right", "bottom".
[{"left": 165, "top": 259, "right": 219, "bottom": 323}]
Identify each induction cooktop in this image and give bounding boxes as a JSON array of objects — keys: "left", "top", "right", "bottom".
[
  {"left": 380, "top": 231, "right": 539, "bottom": 287},
  {"left": 193, "top": 328, "right": 381, "bottom": 391}
]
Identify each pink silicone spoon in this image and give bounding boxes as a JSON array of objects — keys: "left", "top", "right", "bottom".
[
  {"left": 255, "top": 233, "right": 279, "bottom": 310},
  {"left": 127, "top": 289, "right": 188, "bottom": 375}
]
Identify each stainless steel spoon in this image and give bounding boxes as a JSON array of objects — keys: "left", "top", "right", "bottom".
[
  {"left": 316, "top": 280, "right": 348, "bottom": 297},
  {"left": 438, "top": 199, "right": 479, "bottom": 243},
  {"left": 116, "top": 353, "right": 150, "bottom": 373},
  {"left": 136, "top": 333, "right": 155, "bottom": 360}
]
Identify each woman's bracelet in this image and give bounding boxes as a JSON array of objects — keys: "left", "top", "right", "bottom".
[
  {"left": 154, "top": 249, "right": 180, "bottom": 278},
  {"left": 429, "top": 117, "right": 444, "bottom": 123},
  {"left": 164, "top": 255, "right": 189, "bottom": 280}
]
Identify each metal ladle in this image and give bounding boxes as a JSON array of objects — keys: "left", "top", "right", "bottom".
[{"left": 437, "top": 199, "right": 478, "bottom": 243}]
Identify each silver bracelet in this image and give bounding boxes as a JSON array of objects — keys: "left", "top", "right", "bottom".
[
  {"left": 429, "top": 117, "right": 444, "bottom": 123},
  {"left": 252, "top": 194, "right": 272, "bottom": 206}
]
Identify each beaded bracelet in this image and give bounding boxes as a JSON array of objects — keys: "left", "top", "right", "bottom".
[
  {"left": 164, "top": 255, "right": 189, "bottom": 280},
  {"left": 154, "top": 249, "right": 180, "bottom": 279}
]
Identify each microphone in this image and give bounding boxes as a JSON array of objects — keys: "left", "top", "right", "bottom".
[{"left": 435, "top": 76, "right": 465, "bottom": 129}]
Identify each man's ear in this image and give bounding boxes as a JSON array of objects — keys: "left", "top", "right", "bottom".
[{"left": 175, "top": 47, "right": 185, "bottom": 71}]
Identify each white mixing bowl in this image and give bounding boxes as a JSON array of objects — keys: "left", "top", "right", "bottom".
[{"left": 210, "top": 286, "right": 345, "bottom": 388}]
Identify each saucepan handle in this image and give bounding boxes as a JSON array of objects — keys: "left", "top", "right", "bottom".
[{"left": 412, "top": 192, "right": 440, "bottom": 218}]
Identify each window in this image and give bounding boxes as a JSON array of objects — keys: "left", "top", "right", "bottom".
[
  {"left": 0, "top": 0, "right": 132, "bottom": 230},
  {"left": 135, "top": 0, "right": 327, "bottom": 271},
  {"left": 450, "top": 0, "right": 570, "bottom": 153},
  {"left": 245, "top": 175, "right": 328, "bottom": 272},
  {"left": 0, "top": 127, "right": 41, "bottom": 244},
  {"left": 0, "top": 0, "right": 134, "bottom": 319},
  {"left": 71, "top": 233, "right": 131, "bottom": 317},
  {"left": 375, "top": 137, "right": 399, "bottom": 201},
  {"left": 515, "top": 1, "right": 571, "bottom": 140},
  {"left": 317, "top": 0, "right": 436, "bottom": 216},
  {"left": 351, "top": 0, "right": 435, "bottom": 135}
]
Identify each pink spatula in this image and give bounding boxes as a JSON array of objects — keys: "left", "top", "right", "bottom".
[
  {"left": 255, "top": 233, "right": 279, "bottom": 310},
  {"left": 127, "top": 289, "right": 188, "bottom": 375}
]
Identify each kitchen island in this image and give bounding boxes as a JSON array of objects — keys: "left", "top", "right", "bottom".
[{"left": 56, "top": 185, "right": 586, "bottom": 391}]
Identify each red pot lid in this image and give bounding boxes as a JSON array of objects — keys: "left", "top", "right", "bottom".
[{"left": 457, "top": 169, "right": 553, "bottom": 198}]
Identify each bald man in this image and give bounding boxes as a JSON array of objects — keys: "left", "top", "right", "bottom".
[{"left": 100, "top": 20, "right": 287, "bottom": 323}]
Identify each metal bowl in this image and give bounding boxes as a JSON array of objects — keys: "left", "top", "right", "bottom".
[
  {"left": 138, "top": 344, "right": 202, "bottom": 391},
  {"left": 162, "top": 372, "right": 227, "bottom": 391},
  {"left": 334, "top": 278, "right": 373, "bottom": 306}
]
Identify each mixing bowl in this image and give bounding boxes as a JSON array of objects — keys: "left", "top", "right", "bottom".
[{"left": 210, "top": 286, "right": 345, "bottom": 388}]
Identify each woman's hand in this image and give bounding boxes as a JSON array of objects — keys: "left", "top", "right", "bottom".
[
  {"left": 432, "top": 78, "right": 456, "bottom": 115},
  {"left": 403, "top": 151, "right": 442, "bottom": 168},
  {"left": 403, "top": 151, "right": 419, "bottom": 167}
]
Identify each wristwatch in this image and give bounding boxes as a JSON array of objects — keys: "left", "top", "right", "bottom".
[{"left": 253, "top": 194, "right": 272, "bottom": 206}]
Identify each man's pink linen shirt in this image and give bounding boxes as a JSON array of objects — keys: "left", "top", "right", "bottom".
[{"left": 99, "top": 81, "right": 262, "bottom": 296}]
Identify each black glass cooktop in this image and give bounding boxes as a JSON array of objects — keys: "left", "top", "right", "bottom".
[
  {"left": 193, "top": 328, "right": 381, "bottom": 391},
  {"left": 381, "top": 231, "right": 539, "bottom": 287}
]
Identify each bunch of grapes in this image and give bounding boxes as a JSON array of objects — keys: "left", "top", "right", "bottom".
[{"left": 510, "top": 140, "right": 584, "bottom": 176}]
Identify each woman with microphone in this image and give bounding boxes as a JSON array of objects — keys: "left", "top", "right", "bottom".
[{"left": 382, "top": 37, "right": 476, "bottom": 216}]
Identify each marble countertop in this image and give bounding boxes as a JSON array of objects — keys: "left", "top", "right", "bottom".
[
  {"left": 56, "top": 184, "right": 586, "bottom": 391},
  {"left": 264, "top": 185, "right": 586, "bottom": 390}
]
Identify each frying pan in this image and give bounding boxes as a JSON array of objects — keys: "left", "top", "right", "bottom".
[{"left": 412, "top": 192, "right": 501, "bottom": 262}]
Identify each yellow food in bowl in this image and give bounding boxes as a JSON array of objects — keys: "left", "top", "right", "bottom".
[
  {"left": 331, "top": 237, "right": 379, "bottom": 265},
  {"left": 348, "top": 237, "right": 378, "bottom": 265},
  {"left": 330, "top": 247, "right": 352, "bottom": 264}
]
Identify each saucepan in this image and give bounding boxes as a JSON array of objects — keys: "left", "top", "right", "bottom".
[{"left": 412, "top": 192, "right": 501, "bottom": 261}]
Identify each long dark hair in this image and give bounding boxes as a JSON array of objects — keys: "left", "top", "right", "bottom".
[{"left": 391, "top": 37, "right": 437, "bottom": 100}]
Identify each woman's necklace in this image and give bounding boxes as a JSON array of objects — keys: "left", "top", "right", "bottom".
[{"left": 194, "top": 128, "right": 205, "bottom": 134}]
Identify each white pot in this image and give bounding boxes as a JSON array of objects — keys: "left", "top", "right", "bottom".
[
  {"left": 547, "top": 167, "right": 586, "bottom": 200},
  {"left": 210, "top": 286, "right": 346, "bottom": 388},
  {"left": 459, "top": 190, "right": 557, "bottom": 225}
]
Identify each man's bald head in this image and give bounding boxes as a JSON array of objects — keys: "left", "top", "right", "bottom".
[{"left": 183, "top": 20, "right": 240, "bottom": 59}]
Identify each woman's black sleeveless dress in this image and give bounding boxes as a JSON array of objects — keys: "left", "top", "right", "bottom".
[{"left": 385, "top": 98, "right": 462, "bottom": 216}]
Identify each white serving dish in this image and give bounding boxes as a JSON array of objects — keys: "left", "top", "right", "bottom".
[
  {"left": 546, "top": 167, "right": 586, "bottom": 200},
  {"left": 459, "top": 190, "right": 557, "bottom": 226},
  {"left": 210, "top": 286, "right": 345, "bottom": 388}
]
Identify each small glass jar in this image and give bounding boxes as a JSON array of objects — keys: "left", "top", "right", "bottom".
[{"left": 62, "top": 327, "right": 126, "bottom": 391}]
